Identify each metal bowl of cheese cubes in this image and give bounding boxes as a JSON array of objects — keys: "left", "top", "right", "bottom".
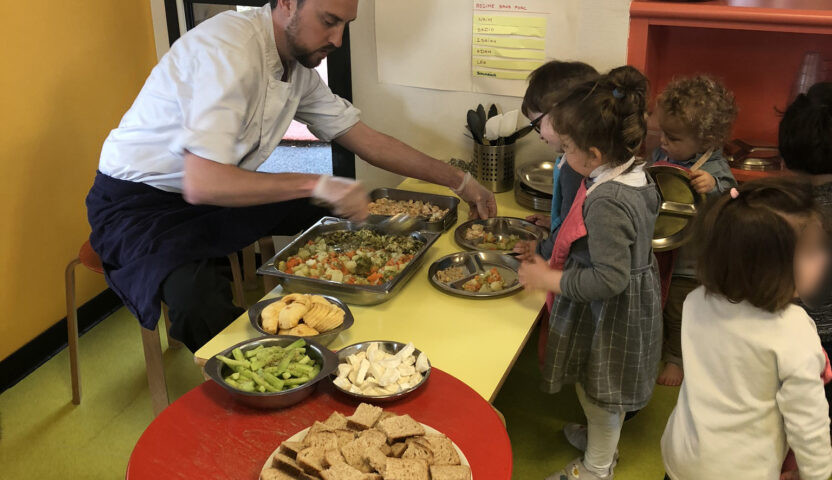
[{"left": 330, "top": 341, "right": 431, "bottom": 403}]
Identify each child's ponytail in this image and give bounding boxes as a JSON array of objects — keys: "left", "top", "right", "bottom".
[{"left": 550, "top": 65, "right": 650, "bottom": 166}]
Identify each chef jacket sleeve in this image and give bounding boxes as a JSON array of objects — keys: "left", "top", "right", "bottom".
[
  {"left": 170, "top": 35, "right": 260, "bottom": 166},
  {"left": 294, "top": 70, "right": 361, "bottom": 142}
]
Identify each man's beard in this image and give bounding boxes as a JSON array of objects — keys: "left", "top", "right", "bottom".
[{"left": 286, "top": 16, "right": 335, "bottom": 68}]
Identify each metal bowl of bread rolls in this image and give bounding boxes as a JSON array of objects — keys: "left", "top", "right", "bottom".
[{"left": 248, "top": 293, "right": 354, "bottom": 346}]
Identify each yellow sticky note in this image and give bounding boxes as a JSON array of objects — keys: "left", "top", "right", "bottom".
[
  {"left": 472, "top": 24, "right": 545, "bottom": 38},
  {"left": 473, "top": 46, "right": 546, "bottom": 60},
  {"left": 473, "top": 15, "right": 546, "bottom": 28},
  {"left": 473, "top": 35, "right": 545, "bottom": 50},
  {"left": 473, "top": 57, "right": 544, "bottom": 71},
  {"left": 473, "top": 68, "right": 530, "bottom": 80}
]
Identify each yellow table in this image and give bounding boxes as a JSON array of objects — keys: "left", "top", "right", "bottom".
[{"left": 194, "top": 178, "right": 546, "bottom": 402}]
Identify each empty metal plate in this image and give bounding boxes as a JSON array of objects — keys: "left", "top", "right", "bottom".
[
  {"left": 646, "top": 165, "right": 704, "bottom": 252},
  {"left": 517, "top": 160, "right": 556, "bottom": 195}
]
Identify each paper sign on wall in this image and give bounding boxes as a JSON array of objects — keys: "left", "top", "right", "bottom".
[{"left": 374, "top": 0, "right": 629, "bottom": 98}]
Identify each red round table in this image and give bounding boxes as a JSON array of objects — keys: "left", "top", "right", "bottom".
[{"left": 126, "top": 368, "right": 512, "bottom": 479}]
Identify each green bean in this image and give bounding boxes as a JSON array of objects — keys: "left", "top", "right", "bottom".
[
  {"left": 232, "top": 348, "right": 246, "bottom": 362},
  {"left": 240, "top": 369, "right": 278, "bottom": 392},
  {"left": 284, "top": 376, "right": 310, "bottom": 386},
  {"left": 244, "top": 345, "right": 264, "bottom": 358},
  {"left": 263, "top": 372, "right": 285, "bottom": 391},
  {"left": 217, "top": 355, "right": 250, "bottom": 370}
]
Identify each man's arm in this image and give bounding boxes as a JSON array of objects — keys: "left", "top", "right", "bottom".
[
  {"left": 335, "top": 121, "right": 497, "bottom": 218},
  {"left": 182, "top": 152, "right": 319, "bottom": 206}
]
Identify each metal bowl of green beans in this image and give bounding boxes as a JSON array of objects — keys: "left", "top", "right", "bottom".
[{"left": 205, "top": 336, "right": 338, "bottom": 409}]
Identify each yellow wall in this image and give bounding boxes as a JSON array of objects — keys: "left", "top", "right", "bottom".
[{"left": 0, "top": 1, "right": 158, "bottom": 360}]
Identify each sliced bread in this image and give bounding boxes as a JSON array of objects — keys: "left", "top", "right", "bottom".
[
  {"left": 302, "top": 431, "right": 339, "bottom": 451},
  {"left": 323, "top": 411, "right": 349, "bottom": 430},
  {"left": 296, "top": 447, "right": 326, "bottom": 476},
  {"left": 277, "top": 441, "right": 305, "bottom": 460},
  {"left": 376, "top": 414, "right": 425, "bottom": 443},
  {"left": 390, "top": 442, "right": 408, "bottom": 458},
  {"left": 322, "top": 448, "right": 347, "bottom": 469},
  {"left": 363, "top": 447, "right": 389, "bottom": 474},
  {"left": 319, "top": 463, "right": 365, "bottom": 480},
  {"left": 429, "top": 464, "right": 472, "bottom": 480},
  {"left": 384, "top": 458, "right": 429, "bottom": 480},
  {"left": 347, "top": 403, "right": 383, "bottom": 431},
  {"left": 424, "top": 434, "right": 461, "bottom": 465}
]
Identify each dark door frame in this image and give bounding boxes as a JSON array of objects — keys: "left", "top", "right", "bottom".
[{"left": 163, "top": 1, "right": 356, "bottom": 178}]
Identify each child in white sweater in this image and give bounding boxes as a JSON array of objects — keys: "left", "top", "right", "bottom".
[{"left": 661, "top": 177, "right": 832, "bottom": 480}]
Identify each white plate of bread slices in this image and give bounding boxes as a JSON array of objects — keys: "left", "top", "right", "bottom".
[{"left": 260, "top": 403, "right": 472, "bottom": 480}]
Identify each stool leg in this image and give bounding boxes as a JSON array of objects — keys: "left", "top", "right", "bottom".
[
  {"left": 227, "top": 252, "right": 247, "bottom": 309},
  {"left": 161, "top": 303, "right": 183, "bottom": 350},
  {"left": 258, "top": 237, "right": 279, "bottom": 293},
  {"left": 140, "top": 324, "right": 169, "bottom": 417},
  {"left": 242, "top": 243, "right": 258, "bottom": 290},
  {"left": 65, "top": 258, "right": 82, "bottom": 405}
]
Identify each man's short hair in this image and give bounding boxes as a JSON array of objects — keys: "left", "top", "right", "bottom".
[{"left": 779, "top": 82, "right": 832, "bottom": 175}]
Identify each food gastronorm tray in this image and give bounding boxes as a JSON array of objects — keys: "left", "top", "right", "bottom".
[
  {"left": 368, "top": 188, "right": 460, "bottom": 232},
  {"left": 428, "top": 251, "right": 522, "bottom": 299},
  {"left": 257, "top": 217, "right": 441, "bottom": 306},
  {"left": 454, "top": 217, "right": 548, "bottom": 253}
]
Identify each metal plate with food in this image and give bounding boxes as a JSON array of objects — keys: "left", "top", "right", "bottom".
[
  {"left": 516, "top": 160, "right": 556, "bottom": 195},
  {"left": 646, "top": 164, "right": 704, "bottom": 252},
  {"left": 428, "top": 251, "right": 522, "bottom": 298},
  {"left": 454, "top": 217, "right": 547, "bottom": 253},
  {"left": 204, "top": 336, "right": 338, "bottom": 409},
  {"left": 330, "top": 341, "right": 431, "bottom": 402},
  {"left": 261, "top": 403, "right": 472, "bottom": 479},
  {"left": 248, "top": 294, "right": 354, "bottom": 346},
  {"left": 367, "top": 188, "right": 460, "bottom": 232},
  {"left": 258, "top": 217, "right": 441, "bottom": 305}
]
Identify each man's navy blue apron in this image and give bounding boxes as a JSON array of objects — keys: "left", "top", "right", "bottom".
[{"left": 86, "top": 172, "right": 327, "bottom": 330}]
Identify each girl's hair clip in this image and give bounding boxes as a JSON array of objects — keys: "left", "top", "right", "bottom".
[
  {"left": 612, "top": 88, "right": 624, "bottom": 99},
  {"left": 730, "top": 187, "right": 740, "bottom": 199}
]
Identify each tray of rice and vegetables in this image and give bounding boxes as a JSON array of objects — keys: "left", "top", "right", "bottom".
[
  {"left": 454, "top": 217, "right": 547, "bottom": 253},
  {"left": 258, "top": 217, "right": 440, "bottom": 305},
  {"left": 428, "top": 251, "right": 522, "bottom": 298}
]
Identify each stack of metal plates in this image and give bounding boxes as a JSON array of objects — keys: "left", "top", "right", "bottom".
[{"left": 514, "top": 160, "right": 554, "bottom": 212}]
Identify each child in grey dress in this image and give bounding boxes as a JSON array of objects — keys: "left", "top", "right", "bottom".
[{"left": 518, "top": 66, "right": 661, "bottom": 480}]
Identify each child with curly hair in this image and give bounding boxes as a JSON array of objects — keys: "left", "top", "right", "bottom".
[{"left": 652, "top": 75, "right": 738, "bottom": 386}]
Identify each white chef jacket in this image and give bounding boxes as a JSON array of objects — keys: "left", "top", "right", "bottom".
[
  {"left": 662, "top": 287, "right": 832, "bottom": 480},
  {"left": 98, "top": 4, "right": 360, "bottom": 193}
]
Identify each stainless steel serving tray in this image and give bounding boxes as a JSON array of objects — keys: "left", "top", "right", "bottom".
[
  {"left": 368, "top": 188, "right": 460, "bottom": 232},
  {"left": 454, "top": 217, "right": 548, "bottom": 253},
  {"left": 428, "top": 251, "right": 522, "bottom": 298},
  {"left": 517, "top": 160, "right": 556, "bottom": 195},
  {"left": 257, "top": 217, "right": 441, "bottom": 305}
]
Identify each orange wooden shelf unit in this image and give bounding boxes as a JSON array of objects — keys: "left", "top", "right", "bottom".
[{"left": 628, "top": 0, "right": 832, "bottom": 182}]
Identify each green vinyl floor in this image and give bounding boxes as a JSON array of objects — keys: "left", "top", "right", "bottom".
[{"left": 0, "top": 304, "right": 680, "bottom": 479}]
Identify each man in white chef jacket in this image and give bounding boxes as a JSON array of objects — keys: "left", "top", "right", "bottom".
[{"left": 86, "top": 0, "right": 496, "bottom": 351}]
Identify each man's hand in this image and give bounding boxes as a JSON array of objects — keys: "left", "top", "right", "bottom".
[
  {"left": 453, "top": 173, "right": 497, "bottom": 219},
  {"left": 311, "top": 175, "right": 370, "bottom": 221},
  {"left": 513, "top": 240, "right": 538, "bottom": 262},
  {"left": 689, "top": 170, "right": 716, "bottom": 194},
  {"left": 518, "top": 255, "right": 562, "bottom": 293},
  {"left": 525, "top": 214, "right": 551, "bottom": 228}
]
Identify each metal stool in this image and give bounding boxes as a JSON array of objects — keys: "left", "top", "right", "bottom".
[{"left": 65, "top": 240, "right": 246, "bottom": 417}]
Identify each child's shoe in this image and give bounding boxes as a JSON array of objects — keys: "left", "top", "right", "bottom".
[{"left": 545, "top": 457, "right": 615, "bottom": 480}]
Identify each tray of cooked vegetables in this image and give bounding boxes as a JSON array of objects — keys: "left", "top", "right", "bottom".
[
  {"left": 367, "top": 188, "right": 460, "bottom": 232},
  {"left": 428, "top": 251, "right": 523, "bottom": 298},
  {"left": 258, "top": 217, "right": 441, "bottom": 305},
  {"left": 454, "top": 217, "right": 547, "bottom": 253},
  {"left": 205, "top": 336, "right": 338, "bottom": 409}
]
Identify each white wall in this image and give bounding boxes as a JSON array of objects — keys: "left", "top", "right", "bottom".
[{"left": 349, "top": 0, "right": 557, "bottom": 190}]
